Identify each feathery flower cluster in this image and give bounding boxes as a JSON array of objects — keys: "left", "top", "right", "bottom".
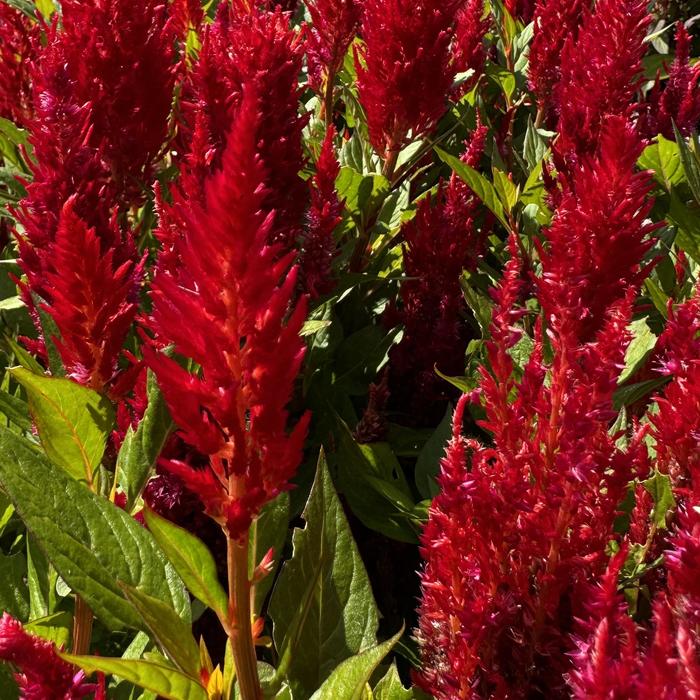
[
  {"left": 555, "top": 0, "right": 650, "bottom": 165},
  {"left": 417, "top": 118, "right": 655, "bottom": 697},
  {"left": 528, "top": 0, "right": 586, "bottom": 118},
  {"left": 176, "top": 3, "right": 307, "bottom": 248},
  {"left": 299, "top": 128, "right": 343, "bottom": 298},
  {"left": 451, "top": 0, "right": 490, "bottom": 96},
  {"left": 305, "top": 0, "right": 361, "bottom": 93},
  {"left": 387, "top": 125, "right": 487, "bottom": 420},
  {"left": 643, "top": 22, "right": 700, "bottom": 139},
  {"left": 146, "top": 87, "right": 309, "bottom": 541},
  {"left": 0, "top": 4, "right": 38, "bottom": 128},
  {"left": 0, "top": 613, "right": 102, "bottom": 700},
  {"left": 355, "top": 0, "right": 464, "bottom": 162}
]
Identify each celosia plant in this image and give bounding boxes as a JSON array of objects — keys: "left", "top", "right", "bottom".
[{"left": 0, "top": 0, "right": 698, "bottom": 698}]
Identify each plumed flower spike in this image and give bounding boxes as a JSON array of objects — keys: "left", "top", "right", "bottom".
[
  {"left": 0, "top": 612, "right": 100, "bottom": 699},
  {"left": 39, "top": 199, "right": 142, "bottom": 393},
  {"left": 528, "top": 0, "right": 586, "bottom": 118},
  {"left": 0, "top": 4, "right": 39, "bottom": 128},
  {"left": 146, "top": 85, "right": 309, "bottom": 540},
  {"left": 555, "top": 0, "right": 651, "bottom": 164},
  {"left": 355, "top": 0, "right": 463, "bottom": 162},
  {"left": 644, "top": 22, "right": 700, "bottom": 139},
  {"left": 452, "top": 0, "right": 490, "bottom": 97},
  {"left": 306, "top": 0, "right": 360, "bottom": 93}
]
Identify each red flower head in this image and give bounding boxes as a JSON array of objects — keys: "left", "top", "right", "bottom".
[
  {"left": 0, "top": 4, "right": 40, "bottom": 128},
  {"left": 39, "top": 199, "right": 143, "bottom": 393},
  {"left": 643, "top": 22, "right": 700, "bottom": 139},
  {"left": 555, "top": 0, "right": 651, "bottom": 167},
  {"left": 387, "top": 125, "right": 488, "bottom": 422},
  {"left": 451, "top": 0, "right": 490, "bottom": 97},
  {"left": 146, "top": 86, "right": 309, "bottom": 541},
  {"left": 355, "top": 0, "right": 464, "bottom": 161},
  {"left": 0, "top": 613, "right": 100, "bottom": 699},
  {"left": 305, "top": 0, "right": 361, "bottom": 92},
  {"left": 505, "top": 0, "right": 534, "bottom": 21},
  {"left": 176, "top": 3, "right": 307, "bottom": 248},
  {"left": 538, "top": 116, "right": 657, "bottom": 344},
  {"left": 528, "top": 0, "right": 586, "bottom": 118},
  {"left": 299, "top": 127, "right": 343, "bottom": 298}
]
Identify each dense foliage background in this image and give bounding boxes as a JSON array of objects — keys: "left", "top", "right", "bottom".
[{"left": 0, "top": 0, "right": 700, "bottom": 698}]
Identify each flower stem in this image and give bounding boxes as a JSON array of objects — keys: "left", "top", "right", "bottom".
[
  {"left": 227, "top": 531, "right": 262, "bottom": 700},
  {"left": 71, "top": 595, "right": 94, "bottom": 655}
]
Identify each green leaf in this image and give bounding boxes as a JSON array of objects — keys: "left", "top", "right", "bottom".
[
  {"left": 120, "top": 584, "right": 200, "bottom": 678},
  {"left": 668, "top": 192, "right": 700, "bottom": 264},
  {"left": 10, "top": 368, "right": 114, "bottom": 485},
  {"left": 309, "top": 630, "right": 402, "bottom": 700},
  {"left": 613, "top": 377, "right": 669, "bottom": 410},
  {"left": 61, "top": 655, "right": 207, "bottom": 700},
  {"left": 643, "top": 470, "right": 677, "bottom": 530},
  {"left": 415, "top": 404, "right": 452, "bottom": 499},
  {"left": 0, "top": 551, "right": 29, "bottom": 619},
  {"left": 336, "top": 421, "right": 418, "bottom": 543},
  {"left": 492, "top": 168, "right": 520, "bottom": 212},
  {"left": 374, "top": 663, "right": 427, "bottom": 699},
  {"left": 618, "top": 319, "right": 657, "bottom": 385},
  {"left": 248, "top": 492, "right": 290, "bottom": 614},
  {"left": 638, "top": 135, "right": 684, "bottom": 189},
  {"left": 434, "top": 366, "right": 476, "bottom": 394},
  {"left": 143, "top": 508, "right": 228, "bottom": 624},
  {"left": 644, "top": 278, "right": 670, "bottom": 318},
  {"left": 0, "top": 389, "right": 31, "bottom": 430},
  {"left": 24, "top": 612, "right": 72, "bottom": 648},
  {"left": 0, "top": 429, "right": 190, "bottom": 630},
  {"left": 435, "top": 147, "right": 509, "bottom": 229},
  {"left": 269, "top": 450, "right": 379, "bottom": 698},
  {"left": 0, "top": 296, "right": 24, "bottom": 312},
  {"left": 336, "top": 167, "right": 391, "bottom": 226},
  {"left": 672, "top": 123, "right": 700, "bottom": 205},
  {"left": 117, "top": 370, "right": 173, "bottom": 508}
]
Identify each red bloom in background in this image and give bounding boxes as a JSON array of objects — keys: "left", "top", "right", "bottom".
[
  {"left": 643, "top": 22, "right": 700, "bottom": 139},
  {"left": 176, "top": 3, "right": 307, "bottom": 248},
  {"left": 0, "top": 613, "right": 102, "bottom": 700},
  {"left": 451, "top": 0, "right": 490, "bottom": 97},
  {"left": 505, "top": 0, "right": 534, "bottom": 22},
  {"left": 387, "top": 124, "right": 487, "bottom": 421},
  {"left": 299, "top": 127, "right": 343, "bottom": 298},
  {"left": 0, "top": 4, "right": 40, "bottom": 128},
  {"left": 355, "top": 0, "right": 463, "bottom": 163},
  {"left": 146, "top": 86, "right": 309, "bottom": 541},
  {"left": 528, "top": 0, "right": 586, "bottom": 118},
  {"left": 40, "top": 199, "right": 143, "bottom": 393},
  {"left": 555, "top": 0, "right": 650, "bottom": 166},
  {"left": 306, "top": 0, "right": 361, "bottom": 93}
]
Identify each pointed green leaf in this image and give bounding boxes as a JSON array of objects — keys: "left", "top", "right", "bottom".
[
  {"left": 248, "top": 492, "right": 290, "bottom": 614},
  {"left": 309, "top": 630, "right": 402, "bottom": 700},
  {"left": 643, "top": 470, "right": 677, "bottom": 529},
  {"left": 0, "top": 429, "right": 189, "bottom": 630},
  {"left": 143, "top": 508, "right": 228, "bottom": 624},
  {"left": 0, "top": 389, "right": 31, "bottom": 431},
  {"left": 269, "top": 450, "right": 379, "bottom": 698},
  {"left": 435, "top": 147, "right": 509, "bottom": 229},
  {"left": 374, "top": 663, "right": 428, "bottom": 699},
  {"left": 60, "top": 655, "right": 207, "bottom": 700},
  {"left": 117, "top": 370, "right": 173, "bottom": 508},
  {"left": 10, "top": 368, "right": 114, "bottom": 484},
  {"left": 672, "top": 123, "right": 700, "bottom": 204},
  {"left": 0, "top": 551, "right": 29, "bottom": 619},
  {"left": 120, "top": 584, "right": 201, "bottom": 678}
]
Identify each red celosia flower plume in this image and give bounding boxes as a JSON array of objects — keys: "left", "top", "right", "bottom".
[
  {"left": 555, "top": 0, "right": 651, "bottom": 165},
  {"left": 417, "top": 112, "right": 656, "bottom": 697},
  {"left": 387, "top": 124, "right": 488, "bottom": 421},
  {"left": 355, "top": 0, "right": 464, "bottom": 162},
  {"left": 505, "top": 0, "right": 534, "bottom": 22},
  {"left": 40, "top": 199, "right": 143, "bottom": 393},
  {"left": 451, "top": 0, "right": 490, "bottom": 97},
  {"left": 305, "top": 0, "right": 361, "bottom": 93},
  {"left": 528, "top": 0, "right": 586, "bottom": 119},
  {"left": 0, "top": 613, "right": 101, "bottom": 699},
  {"left": 643, "top": 22, "right": 700, "bottom": 139},
  {"left": 146, "top": 86, "right": 309, "bottom": 541},
  {"left": 299, "top": 127, "right": 343, "bottom": 298},
  {"left": 537, "top": 116, "right": 657, "bottom": 344},
  {"left": 0, "top": 4, "right": 40, "bottom": 128},
  {"left": 176, "top": 3, "right": 307, "bottom": 248}
]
